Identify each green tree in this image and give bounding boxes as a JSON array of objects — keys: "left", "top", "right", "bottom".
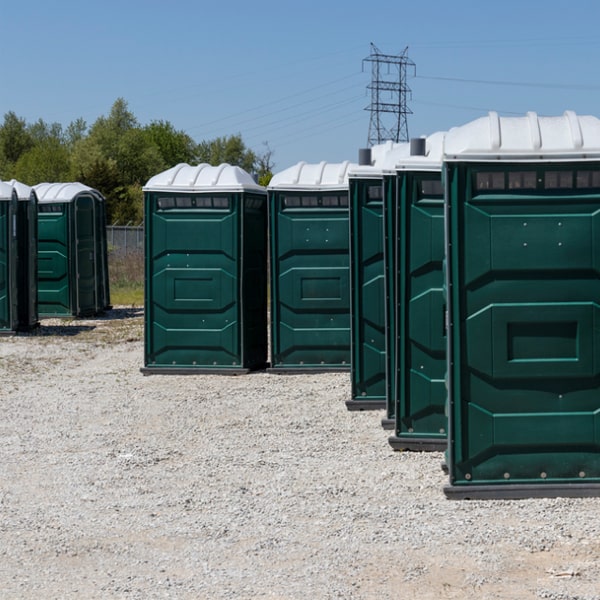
[
  {"left": 12, "top": 119, "right": 70, "bottom": 184},
  {"left": 65, "top": 118, "right": 88, "bottom": 149},
  {"left": 143, "top": 120, "right": 197, "bottom": 167},
  {"left": 88, "top": 98, "right": 138, "bottom": 161},
  {"left": 196, "top": 134, "right": 256, "bottom": 172},
  {"left": 73, "top": 99, "right": 162, "bottom": 223},
  {"left": 0, "top": 112, "right": 34, "bottom": 173},
  {"left": 28, "top": 118, "right": 64, "bottom": 144},
  {"left": 109, "top": 183, "right": 144, "bottom": 225},
  {"left": 116, "top": 128, "right": 164, "bottom": 185},
  {"left": 14, "top": 139, "right": 71, "bottom": 185}
]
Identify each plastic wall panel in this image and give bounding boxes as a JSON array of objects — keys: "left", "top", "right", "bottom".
[
  {"left": 145, "top": 201, "right": 241, "bottom": 369},
  {"left": 393, "top": 173, "right": 446, "bottom": 448},
  {"left": 37, "top": 208, "right": 71, "bottom": 316},
  {"left": 0, "top": 206, "right": 12, "bottom": 329},
  {"left": 348, "top": 178, "right": 386, "bottom": 407},
  {"left": 270, "top": 194, "right": 350, "bottom": 370}
]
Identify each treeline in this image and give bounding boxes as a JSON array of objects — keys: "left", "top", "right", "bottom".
[{"left": 0, "top": 98, "right": 274, "bottom": 224}]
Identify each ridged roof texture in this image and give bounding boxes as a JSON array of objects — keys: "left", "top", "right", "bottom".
[
  {"left": 6, "top": 179, "right": 34, "bottom": 200},
  {"left": 34, "top": 182, "right": 102, "bottom": 203},
  {"left": 444, "top": 111, "right": 600, "bottom": 160},
  {"left": 268, "top": 160, "right": 356, "bottom": 190},
  {"left": 0, "top": 181, "right": 15, "bottom": 199},
  {"left": 143, "top": 163, "right": 264, "bottom": 192}
]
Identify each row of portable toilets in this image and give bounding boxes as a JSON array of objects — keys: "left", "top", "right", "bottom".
[
  {"left": 0, "top": 180, "right": 111, "bottom": 332},
  {"left": 142, "top": 110, "right": 600, "bottom": 500},
  {"left": 3, "top": 110, "right": 600, "bottom": 500}
]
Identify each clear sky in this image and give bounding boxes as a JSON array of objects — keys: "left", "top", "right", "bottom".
[{"left": 3, "top": 0, "right": 600, "bottom": 172}]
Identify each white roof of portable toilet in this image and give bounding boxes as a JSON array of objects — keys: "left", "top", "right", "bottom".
[
  {"left": 6, "top": 179, "right": 34, "bottom": 200},
  {"left": 444, "top": 111, "right": 600, "bottom": 161},
  {"left": 348, "top": 141, "right": 411, "bottom": 178},
  {"left": 268, "top": 160, "right": 356, "bottom": 191},
  {"left": 396, "top": 131, "right": 446, "bottom": 172},
  {"left": 0, "top": 181, "right": 15, "bottom": 200},
  {"left": 143, "top": 163, "right": 264, "bottom": 193},
  {"left": 34, "top": 182, "right": 102, "bottom": 203}
]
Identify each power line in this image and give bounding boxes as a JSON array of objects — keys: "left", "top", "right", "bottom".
[{"left": 416, "top": 74, "right": 600, "bottom": 91}]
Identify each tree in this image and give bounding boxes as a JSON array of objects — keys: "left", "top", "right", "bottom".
[
  {"left": 143, "top": 120, "right": 197, "bottom": 168},
  {"left": 65, "top": 118, "right": 88, "bottom": 149},
  {"left": 255, "top": 141, "right": 275, "bottom": 186},
  {"left": 28, "top": 119, "right": 64, "bottom": 144},
  {"left": 0, "top": 111, "right": 34, "bottom": 169},
  {"left": 196, "top": 134, "right": 256, "bottom": 173},
  {"left": 14, "top": 140, "right": 71, "bottom": 185},
  {"left": 12, "top": 119, "right": 70, "bottom": 184},
  {"left": 87, "top": 98, "right": 138, "bottom": 161},
  {"left": 73, "top": 99, "right": 162, "bottom": 223}
]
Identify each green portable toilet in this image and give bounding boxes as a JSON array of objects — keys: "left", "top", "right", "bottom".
[
  {"left": 142, "top": 163, "right": 268, "bottom": 374},
  {"left": 387, "top": 132, "right": 447, "bottom": 451},
  {"left": 444, "top": 111, "right": 600, "bottom": 499},
  {"left": 347, "top": 142, "right": 410, "bottom": 410},
  {"left": 268, "top": 160, "right": 354, "bottom": 372},
  {"left": 10, "top": 180, "right": 39, "bottom": 331},
  {"left": 35, "top": 182, "right": 109, "bottom": 318},
  {"left": 0, "top": 182, "right": 18, "bottom": 334}
]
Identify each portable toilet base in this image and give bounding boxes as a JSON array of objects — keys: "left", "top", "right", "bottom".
[
  {"left": 444, "top": 483, "right": 600, "bottom": 501},
  {"left": 141, "top": 365, "right": 266, "bottom": 376},
  {"left": 388, "top": 435, "right": 447, "bottom": 452},
  {"left": 345, "top": 399, "right": 386, "bottom": 411}
]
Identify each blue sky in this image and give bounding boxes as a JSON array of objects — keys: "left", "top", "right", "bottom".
[{"left": 3, "top": 0, "right": 600, "bottom": 171}]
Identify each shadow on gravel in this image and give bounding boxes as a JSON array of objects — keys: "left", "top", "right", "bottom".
[{"left": 21, "top": 307, "right": 144, "bottom": 338}]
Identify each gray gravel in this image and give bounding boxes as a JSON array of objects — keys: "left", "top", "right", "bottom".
[{"left": 1, "top": 307, "right": 600, "bottom": 599}]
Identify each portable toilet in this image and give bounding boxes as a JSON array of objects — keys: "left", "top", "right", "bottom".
[
  {"left": 444, "top": 111, "right": 600, "bottom": 499},
  {"left": 35, "top": 182, "right": 109, "bottom": 317},
  {"left": 0, "top": 182, "right": 18, "bottom": 333},
  {"left": 386, "top": 132, "right": 447, "bottom": 451},
  {"left": 9, "top": 180, "right": 39, "bottom": 331},
  {"left": 347, "top": 142, "right": 410, "bottom": 410},
  {"left": 268, "top": 160, "right": 354, "bottom": 372},
  {"left": 142, "top": 163, "right": 268, "bottom": 374}
]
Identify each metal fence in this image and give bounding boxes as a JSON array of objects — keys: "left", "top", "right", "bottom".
[{"left": 107, "top": 225, "right": 144, "bottom": 254}]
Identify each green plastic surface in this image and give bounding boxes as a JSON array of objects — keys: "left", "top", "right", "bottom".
[
  {"left": 394, "top": 172, "right": 446, "bottom": 443},
  {"left": 446, "top": 162, "right": 600, "bottom": 487},
  {"left": 144, "top": 192, "right": 268, "bottom": 371},
  {"left": 269, "top": 191, "right": 350, "bottom": 370},
  {"left": 349, "top": 178, "right": 386, "bottom": 404}
]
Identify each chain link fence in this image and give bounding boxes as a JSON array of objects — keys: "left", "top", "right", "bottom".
[{"left": 107, "top": 225, "right": 144, "bottom": 255}]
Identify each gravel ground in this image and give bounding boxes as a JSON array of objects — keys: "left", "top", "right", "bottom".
[{"left": 1, "top": 307, "right": 600, "bottom": 599}]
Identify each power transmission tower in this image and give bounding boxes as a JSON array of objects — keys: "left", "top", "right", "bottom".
[{"left": 363, "top": 43, "right": 416, "bottom": 146}]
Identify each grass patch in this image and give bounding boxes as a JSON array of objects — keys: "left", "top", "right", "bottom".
[{"left": 109, "top": 250, "right": 144, "bottom": 307}]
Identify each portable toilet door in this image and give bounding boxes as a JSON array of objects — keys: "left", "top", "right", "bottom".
[
  {"left": 347, "top": 142, "right": 410, "bottom": 410},
  {"left": 10, "top": 180, "right": 39, "bottom": 331},
  {"left": 387, "top": 132, "right": 447, "bottom": 452},
  {"left": 35, "top": 182, "right": 102, "bottom": 317},
  {"left": 444, "top": 111, "right": 600, "bottom": 499},
  {"left": 0, "top": 182, "right": 18, "bottom": 333},
  {"left": 268, "top": 161, "right": 354, "bottom": 372},
  {"left": 142, "top": 163, "right": 269, "bottom": 374}
]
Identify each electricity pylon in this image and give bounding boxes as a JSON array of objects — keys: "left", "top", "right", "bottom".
[{"left": 363, "top": 43, "right": 416, "bottom": 146}]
